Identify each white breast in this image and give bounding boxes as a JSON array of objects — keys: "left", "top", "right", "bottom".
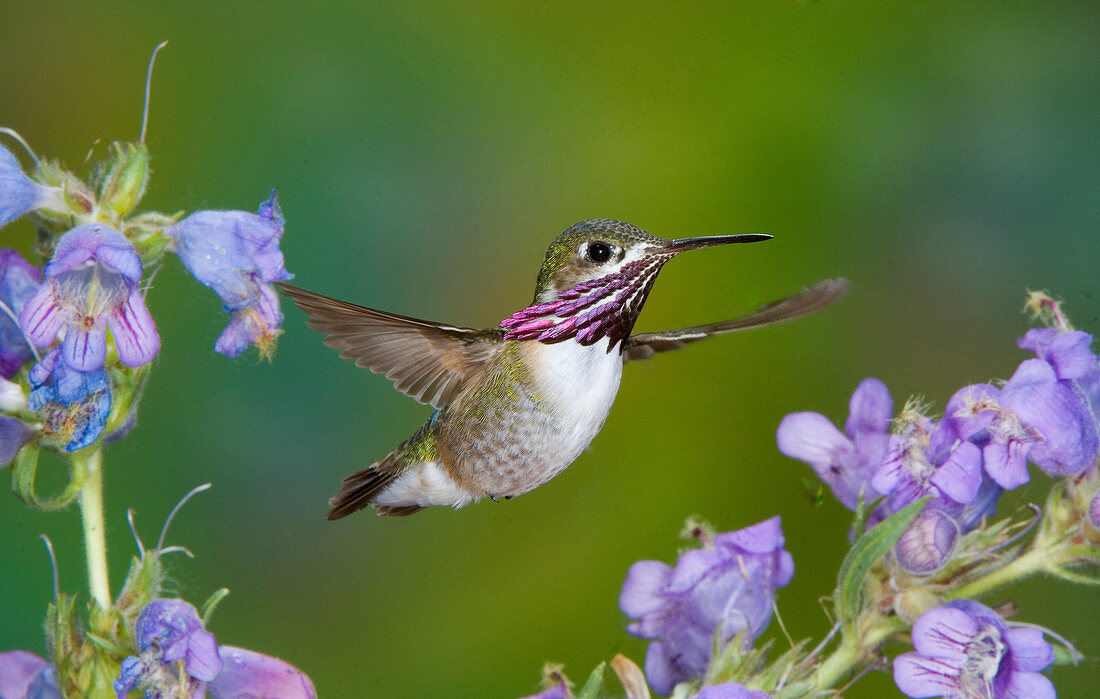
[{"left": 526, "top": 337, "right": 624, "bottom": 464}]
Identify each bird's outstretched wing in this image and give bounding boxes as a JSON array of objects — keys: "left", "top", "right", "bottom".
[
  {"left": 622, "top": 278, "right": 849, "bottom": 362},
  {"left": 278, "top": 283, "right": 503, "bottom": 408}
]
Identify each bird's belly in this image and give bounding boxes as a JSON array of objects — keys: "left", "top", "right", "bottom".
[{"left": 450, "top": 338, "right": 624, "bottom": 498}]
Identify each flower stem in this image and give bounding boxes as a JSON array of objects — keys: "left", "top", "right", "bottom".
[
  {"left": 813, "top": 615, "right": 907, "bottom": 690},
  {"left": 949, "top": 547, "right": 1046, "bottom": 600},
  {"left": 76, "top": 449, "right": 112, "bottom": 612}
]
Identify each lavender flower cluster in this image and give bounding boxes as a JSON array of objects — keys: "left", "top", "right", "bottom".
[
  {"left": 517, "top": 296, "right": 1098, "bottom": 699},
  {"left": 0, "top": 141, "right": 292, "bottom": 453},
  {"left": 0, "top": 53, "right": 314, "bottom": 697},
  {"left": 778, "top": 320, "right": 1098, "bottom": 577}
]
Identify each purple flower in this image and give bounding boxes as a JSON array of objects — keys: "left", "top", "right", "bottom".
[
  {"left": 115, "top": 600, "right": 315, "bottom": 699},
  {"left": 0, "top": 250, "right": 42, "bottom": 378},
  {"left": 948, "top": 359, "right": 1099, "bottom": 488},
  {"left": 619, "top": 517, "right": 794, "bottom": 695},
  {"left": 167, "top": 190, "right": 293, "bottom": 357},
  {"left": 27, "top": 348, "right": 111, "bottom": 451},
  {"left": 19, "top": 224, "right": 158, "bottom": 372},
  {"left": 1018, "top": 327, "right": 1100, "bottom": 411},
  {"left": 893, "top": 508, "right": 961, "bottom": 575},
  {"left": 517, "top": 687, "right": 568, "bottom": 699},
  {"left": 872, "top": 416, "right": 983, "bottom": 512},
  {"left": 208, "top": 646, "right": 317, "bottom": 699},
  {"left": 0, "top": 145, "right": 60, "bottom": 229},
  {"left": 114, "top": 599, "right": 221, "bottom": 698},
  {"left": 893, "top": 600, "right": 1054, "bottom": 699},
  {"left": 777, "top": 378, "right": 893, "bottom": 509},
  {"left": 695, "top": 683, "right": 773, "bottom": 699},
  {"left": 0, "top": 650, "right": 61, "bottom": 699}
]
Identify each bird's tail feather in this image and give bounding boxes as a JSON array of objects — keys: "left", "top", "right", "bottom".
[{"left": 326, "top": 456, "right": 424, "bottom": 519}]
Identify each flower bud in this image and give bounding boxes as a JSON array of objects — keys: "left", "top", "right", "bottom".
[{"left": 98, "top": 142, "right": 149, "bottom": 218}]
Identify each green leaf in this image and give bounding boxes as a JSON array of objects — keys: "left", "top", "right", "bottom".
[
  {"left": 835, "top": 496, "right": 930, "bottom": 632},
  {"left": 575, "top": 663, "right": 606, "bottom": 699}
]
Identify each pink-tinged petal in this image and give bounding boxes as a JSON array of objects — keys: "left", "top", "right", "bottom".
[
  {"left": 845, "top": 377, "right": 893, "bottom": 443},
  {"left": 0, "top": 650, "right": 49, "bottom": 698},
  {"left": 982, "top": 440, "right": 1031, "bottom": 490},
  {"left": 776, "top": 412, "right": 852, "bottom": 466},
  {"left": 208, "top": 646, "right": 316, "bottom": 699},
  {"left": 619, "top": 560, "right": 672, "bottom": 617},
  {"left": 930, "top": 440, "right": 982, "bottom": 504},
  {"left": 1005, "top": 628, "right": 1054, "bottom": 673},
  {"left": 18, "top": 284, "right": 65, "bottom": 348},
  {"left": 107, "top": 291, "right": 159, "bottom": 367},
  {"left": 892, "top": 653, "right": 959, "bottom": 698},
  {"left": 61, "top": 326, "right": 107, "bottom": 372},
  {"left": 910, "top": 607, "right": 975, "bottom": 660},
  {"left": 1002, "top": 671, "right": 1056, "bottom": 699}
]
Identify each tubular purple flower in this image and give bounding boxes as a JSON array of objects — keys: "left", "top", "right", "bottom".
[
  {"left": 777, "top": 378, "right": 893, "bottom": 510},
  {"left": 999, "top": 358, "right": 1099, "bottom": 477},
  {"left": 872, "top": 416, "right": 983, "bottom": 512},
  {"left": 619, "top": 516, "right": 794, "bottom": 695},
  {"left": 893, "top": 600, "right": 1055, "bottom": 699},
  {"left": 167, "top": 190, "right": 293, "bottom": 357},
  {"left": 0, "top": 250, "right": 42, "bottom": 378},
  {"left": 114, "top": 599, "right": 222, "bottom": 698},
  {"left": 1018, "top": 327, "right": 1100, "bottom": 411},
  {"left": 27, "top": 348, "right": 111, "bottom": 451},
  {"left": 945, "top": 384, "right": 1035, "bottom": 490},
  {"left": 19, "top": 224, "right": 159, "bottom": 372},
  {"left": 0, "top": 144, "right": 62, "bottom": 229}
]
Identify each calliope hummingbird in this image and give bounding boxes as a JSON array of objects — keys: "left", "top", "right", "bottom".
[{"left": 279, "top": 219, "right": 847, "bottom": 519}]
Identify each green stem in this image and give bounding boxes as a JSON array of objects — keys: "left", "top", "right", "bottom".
[
  {"left": 813, "top": 616, "right": 906, "bottom": 691},
  {"left": 76, "top": 449, "right": 111, "bottom": 612},
  {"left": 949, "top": 548, "right": 1046, "bottom": 600}
]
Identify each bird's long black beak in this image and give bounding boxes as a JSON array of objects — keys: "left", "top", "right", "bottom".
[{"left": 663, "top": 233, "right": 773, "bottom": 252}]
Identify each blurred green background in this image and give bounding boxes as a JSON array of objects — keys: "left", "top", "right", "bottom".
[{"left": 2, "top": 2, "right": 1099, "bottom": 696}]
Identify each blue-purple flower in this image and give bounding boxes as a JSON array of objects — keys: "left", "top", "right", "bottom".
[
  {"left": 27, "top": 348, "right": 111, "bottom": 451},
  {"left": 19, "top": 224, "right": 158, "bottom": 372},
  {"left": 948, "top": 359, "right": 1099, "bottom": 489},
  {"left": 777, "top": 378, "right": 893, "bottom": 510},
  {"left": 166, "top": 190, "right": 292, "bottom": 357},
  {"left": 0, "top": 144, "right": 61, "bottom": 229},
  {"left": 115, "top": 600, "right": 315, "bottom": 699},
  {"left": 0, "top": 650, "right": 61, "bottom": 699},
  {"left": 695, "top": 683, "right": 773, "bottom": 699},
  {"left": 114, "top": 599, "right": 221, "bottom": 698},
  {"left": 619, "top": 517, "right": 794, "bottom": 695},
  {"left": 893, "top": 600, "right": 1054, "bottom": 699},
  {"left": 1018, "top": 327, "right": 1100, "bottom": 413},
  {"left": 0, "top": 250, "right": 42, "bottom": 378}
]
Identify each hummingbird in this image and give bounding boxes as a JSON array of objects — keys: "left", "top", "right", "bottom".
[{"left": 279, "top": 219, "right": 847, "bottom": 519}]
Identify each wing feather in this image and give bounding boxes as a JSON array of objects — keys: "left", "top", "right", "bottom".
[
  {"left": 623, "top": 278, "right": 849, "bottom": 361},
  {"left": 278, "top": 283, "right": 503, "bottom": 408}
]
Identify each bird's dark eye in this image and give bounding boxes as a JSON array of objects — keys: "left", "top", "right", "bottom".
[{"left": 587, "top": 241, "right": 612, "bottom": 263}]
